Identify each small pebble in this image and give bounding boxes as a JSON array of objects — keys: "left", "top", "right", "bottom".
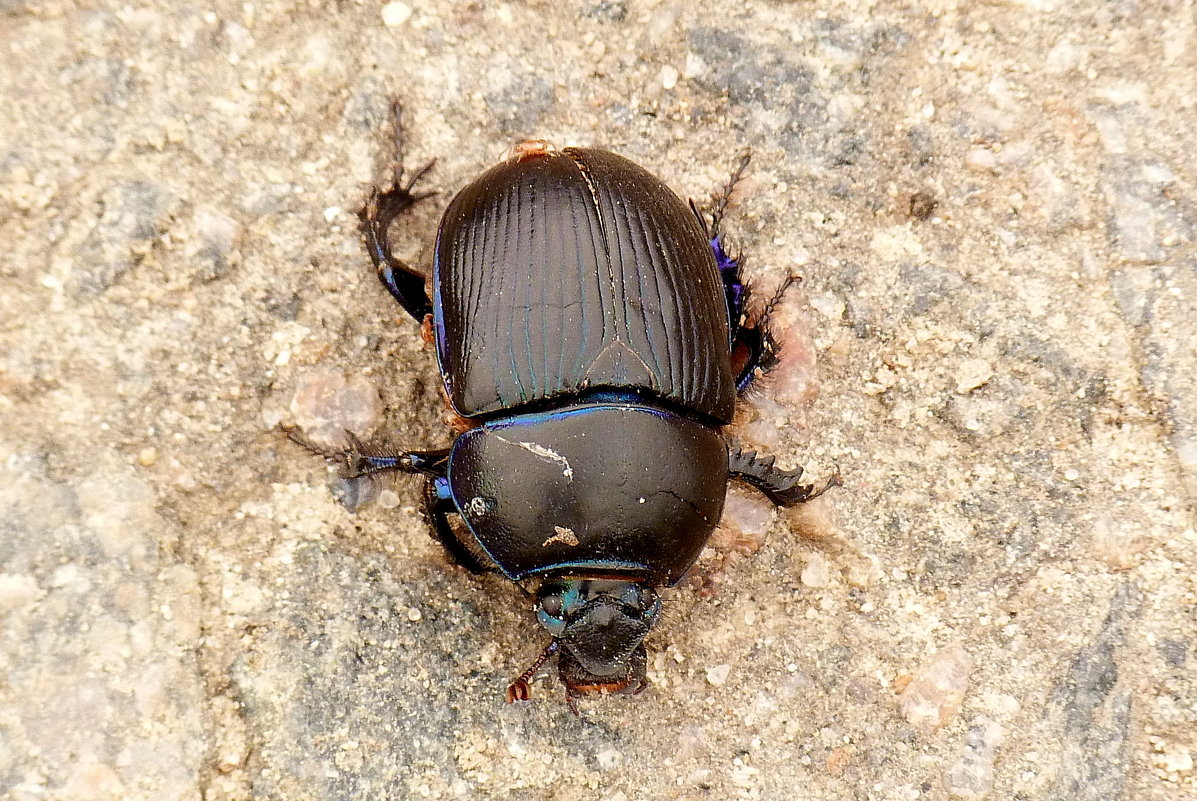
[
  {"left": 0, "top": 573, "right": 42, "bottom": 611},
  {"left": 138, "top": 447, "right": 159, "bottom": 467},
  {"left": 1106, "top": 183, "right": 1167, "bottom": 263},
  {"left": 800, "top": 552, "right": 830, "bottom": 588},
  {"left": 955, "top": 359, "right": 993, "bottom": 394},
  {"left": 846, "top": 555, "right": 881, "bottom": 588},
  {"left": 1154, "top": 742, "right": 1193, "bottom": 774},
  {"left": 809, "top": 293, "right": 845, "bottom": 322},
  {"left": 825, "top": 746, "right": 855, "bottom": 776},
  {"left": 195, "top": 206, "right": 241, "bottom": 257},
  {"left": 1090, "top": 514, "right": 1144, "bottom": 570},
  {"left": 660, "top": 65, "right": 679, "bottom": 90},
  {"left": 381, "top": 2, "right": 412, "bottom": 27},
  {"left": 965, "top": 148, "right": 997, "bottom": 174},
  {"left": 706, "top": 663, "right": 732, "bottom": 686},
  {"left": 712, "top": 485, "right": 772, "bottom": 554}
]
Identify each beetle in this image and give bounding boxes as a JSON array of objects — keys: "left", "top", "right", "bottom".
[{"left": 288, "top": 106, "right": 836, "bottom": 709}]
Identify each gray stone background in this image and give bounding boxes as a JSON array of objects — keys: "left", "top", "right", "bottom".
[{"left": 1, "top": 1, "right": 1194, "bottom": 799}]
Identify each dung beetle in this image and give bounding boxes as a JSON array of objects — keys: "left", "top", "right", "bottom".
[{"left": 288, "top": 106, "right": 836, "bottom": 710}]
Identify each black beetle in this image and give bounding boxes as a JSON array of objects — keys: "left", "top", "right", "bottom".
[{"left": 289, "top": 107, "right": 836, "bottom": 709}]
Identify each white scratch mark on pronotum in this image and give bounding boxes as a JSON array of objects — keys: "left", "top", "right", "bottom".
[{"left": 495, "top": 435, "right": 574, "bottom": 480}]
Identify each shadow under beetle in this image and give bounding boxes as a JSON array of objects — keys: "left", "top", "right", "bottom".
[{"left": 289, "top": 107, "right": 836, "bottom": 710}]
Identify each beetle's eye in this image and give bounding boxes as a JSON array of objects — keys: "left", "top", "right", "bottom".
[
  {"left": 620, "top": 586, "right": 658, "bottom": 619},
  {"left": 540, "top": 594, "right": 564, "bottom": 617},
  {"left": 632, "top": 587, "right": 661, "bottom": 623},
  {"left": 536, "top": 594, "right": 567, "bottom": 636}
]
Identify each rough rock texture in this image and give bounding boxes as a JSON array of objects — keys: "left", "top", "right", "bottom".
[{"left": 1, "top": 1, "right": 1194, "bottom": 800}]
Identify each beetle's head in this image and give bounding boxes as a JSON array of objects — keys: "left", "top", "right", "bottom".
[{"left": 534, "top": 577, "right": 661, "bottom": 692}]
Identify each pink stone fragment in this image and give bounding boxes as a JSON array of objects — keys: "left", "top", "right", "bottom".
[
  {"left": 898, "top": 644, "right": 974, "bottom": 733},
  {"left": 710, "top": 485, "right": 773, "bottom": 555},
  {"left": 289, "top": 367, "right": 383, "bottom": 447}
]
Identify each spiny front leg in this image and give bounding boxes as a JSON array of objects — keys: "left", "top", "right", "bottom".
[{"left": 727, "top": 442, "right": 840, "bottom": 507}]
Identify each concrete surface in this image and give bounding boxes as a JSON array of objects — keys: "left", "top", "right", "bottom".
[{"left": 1, "top": 1, "right": 1194, "bottom": 799}]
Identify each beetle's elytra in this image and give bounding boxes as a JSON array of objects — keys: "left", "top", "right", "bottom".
[{"left": 288, "top": 106, "right": 836, "bottom": 710}]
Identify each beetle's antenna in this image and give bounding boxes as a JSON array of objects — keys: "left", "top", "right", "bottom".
[{"left": 506, "top": 640, "right": 560, "bottom": 703}]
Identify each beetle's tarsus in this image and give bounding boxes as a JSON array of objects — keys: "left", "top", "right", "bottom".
[
  {"left": 732, "top": 271, "right": 802, "bottom": 393},
  {"left": 728, "top": 444, "right": 837, "bottom": 507},
  {"left": 761, "top": 272, "right": 800, "bottom": 321},
  {"left": 382, "top": 101, "right": 438, "bottom": 196},
  {"left": 281, "top": 424, "right": 447, "bottom": 480},
  {"left": 506, "top": 640, "right": 560, "bottom": 704},
  {"left": 360, "top": 102, "right": 437, "bottom": 323},
  {"left": 694, "top": 152, "right": 753, "bottom": 334},
  {"left": 693, "top": 154, "right": 803, "bottom": 394},
  {"left": 401, "top": 158, "right": 438, "bottom": 197},
  {"left": 708, "top": 150, "right": 752, "bottom": 240}
]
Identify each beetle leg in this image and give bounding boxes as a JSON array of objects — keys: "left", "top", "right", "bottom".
[
  {"left": 422, "top": 478, "right": 497, "bottom": 575},
  {"left": 727, "top": 443, "right": 840, "bottom": 507},
  {"left": 565, "top": 687, "right": 583, "bottom": 717},
  {"left": 506, "top": 639, "right": 560, "bottom": 704},
  {"left": 360, "top": 101, "right": 437, "bottom": 323},
  {"left": 692, "top": 153, "right": 753, "bottom": 347},
  {"left": 707, "top": 151, "right": 752, "bottom": 242},
  {"left": 713, "top": 233, "right": 748, "bottom": 346},
  {"left": 731, "top": 273, "right": 800, "bottom": 393},
  {"left": 282, "top": 425, "right": 449, "bottom": 479},
  {"left": 693, "top": 153, "right": 800, "bottom": 392}
]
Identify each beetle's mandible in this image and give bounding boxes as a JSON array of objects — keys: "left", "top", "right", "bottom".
[{"left": 287, "top": 105, "right": 837, "bottom": 711}]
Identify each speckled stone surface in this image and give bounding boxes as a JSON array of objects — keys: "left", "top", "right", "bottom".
[{"left": 2, "top": 2, "right": 1194, "bottom": 800}]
